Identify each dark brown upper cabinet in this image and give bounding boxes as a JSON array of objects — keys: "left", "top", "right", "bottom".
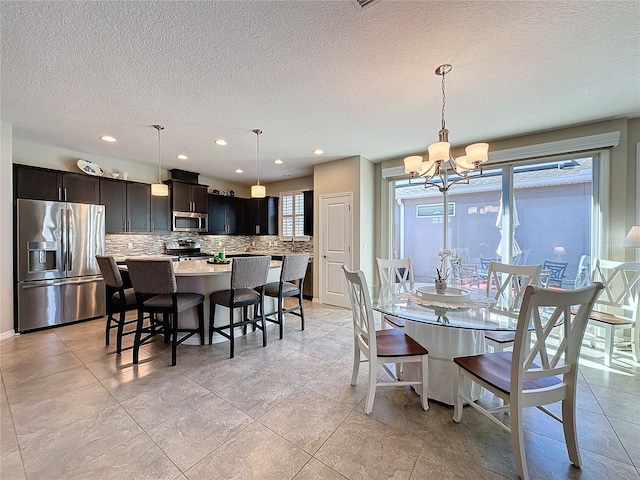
[
  {"left": 167, "top": 180, "right": 208, "bottom": 213},
  {"left": 15, "top": 165, "right": 99, "bottom": 204}
]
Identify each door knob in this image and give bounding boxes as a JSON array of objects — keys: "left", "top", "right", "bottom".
[{"left": 322, "top": 254, "right": 327, "bottom": 259}]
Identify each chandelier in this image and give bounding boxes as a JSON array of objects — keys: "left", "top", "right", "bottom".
[{"left": 404, "top": 64, "right": 489, "bottom": 193}]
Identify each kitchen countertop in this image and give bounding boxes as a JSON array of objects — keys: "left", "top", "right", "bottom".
[{"left": 173, "top": 258, "right": 282, "bottom": 276}]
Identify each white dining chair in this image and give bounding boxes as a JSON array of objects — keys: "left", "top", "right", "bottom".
[
  {"left": 483, "top": 261, "right": 542, "bottom": 352},
  {"left": 376, "top": 257, "right": 414, "bottom": 329},
  {"left": 587, "top": 259, "right": 640, "bottom": 365},
  {"left": 453, "top": 282, "right": 604, "bottom": 480},
  {"left": 343, "top": 266, "right": 429, "bottom": 414}
]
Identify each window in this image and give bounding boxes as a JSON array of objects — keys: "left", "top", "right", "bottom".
[
  {"left": 279, "top": 190, "right": 306, "bottom": 239},
  {"left": 393, "top": 156, "right": 595, "bottom": 287}
]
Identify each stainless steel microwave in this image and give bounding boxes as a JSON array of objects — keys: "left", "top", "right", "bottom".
[{"left": 172, "top": 211, "right": 208, "bottom": 232}]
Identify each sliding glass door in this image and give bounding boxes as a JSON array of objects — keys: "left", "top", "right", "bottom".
[{"left": 393, "top": 156, "right": 594, "bottom": 288}]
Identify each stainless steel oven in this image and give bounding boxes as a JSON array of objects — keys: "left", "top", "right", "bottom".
[{"left": 172, "top": 211, "right": 208, "bottom": 232}]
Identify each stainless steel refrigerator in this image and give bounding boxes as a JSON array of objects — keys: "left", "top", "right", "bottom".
[{"left": 16, "top": 199, "right": 106, "bottom": 332}]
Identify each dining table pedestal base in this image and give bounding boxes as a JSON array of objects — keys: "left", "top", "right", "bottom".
[{"left": 402, "top": 321, "right": 485, "bottom": 405}]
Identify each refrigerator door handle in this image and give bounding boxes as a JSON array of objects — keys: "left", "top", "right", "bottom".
[
  {"left": 61, "top": 206, "right": 67, "bottom": 271},
  {"left": 21, "top": 280, "right": 68, "bottom": 289},
  {"left": 66, "top": 208, "right": 73, "bottom": 271}
]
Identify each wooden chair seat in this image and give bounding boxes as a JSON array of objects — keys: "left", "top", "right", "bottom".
[
  {"left": 484, "top": 330, "right": 516, "bottom": 345},
  {"left": 454, "top": 351, "right": 561, "bottom": 396},
  {"left": 589, "top": 309, "right": 634, "bottom": 326},
  {"left": 382, "top": 314, "right": 406, "bottom": 328},
  {"left": 372, "top": 328, "right": 428, "bottom": 357}
]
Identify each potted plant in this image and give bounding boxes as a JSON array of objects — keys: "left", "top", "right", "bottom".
[{"left": 435, "top": 250, "right": 462, "bottom": 294}]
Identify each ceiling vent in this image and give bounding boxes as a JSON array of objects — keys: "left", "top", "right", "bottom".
[{"left": 352, "top": 0, "right": 380, "bottom": 10}]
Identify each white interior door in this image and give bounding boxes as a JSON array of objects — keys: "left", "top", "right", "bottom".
[{"left": 319, "top": 192, "right": 353, "bottom": 307}]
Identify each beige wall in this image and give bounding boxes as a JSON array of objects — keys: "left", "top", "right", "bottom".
[
  {"left": 359, "top": 156, "right": 376, "bottom": 281},
  {"left": 376, "top": 117, "right": 639, "bottom": 262},
  {"left": 1, "top": 123, "right": 13, "bottom": 337},
  {"left": 313, "top": 155, "right": 377, "bottom": 296},
  {"left": 264, "top": 175, "right": 313, "bottom": 196}
]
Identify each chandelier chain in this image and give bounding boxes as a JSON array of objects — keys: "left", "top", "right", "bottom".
[{"left": 440, "top": 72, "right": 447, "bottom": 131}]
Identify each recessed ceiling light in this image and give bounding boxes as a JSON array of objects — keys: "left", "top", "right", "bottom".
[
  {"left": 313, "top": 149, "right": 324, "bottom": 155},
  {"left": 216, "top": 139, "right": 227, "bottom": 146},
  {"left": 235, "top": 168, "right": 243, "bottom": 173},
  {"left": 177, "top": 154, "right": 188, "bottom": 160},
  {"left": 101, "top": 135, "right": 117, "bottom": 142},
  {"left": 274, "top": 159, "right": 283, "bottom": 164}
]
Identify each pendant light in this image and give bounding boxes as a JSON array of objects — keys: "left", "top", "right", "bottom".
[
  {"left": 251, "top": 128, "right": 266, "bottom": 198},
  {"left": 151, "top": 124, "right": 168, "bottom": 196}
]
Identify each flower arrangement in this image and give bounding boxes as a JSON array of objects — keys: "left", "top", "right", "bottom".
[{"left": 436, "top": 249, "right": 462, "bottom": 282}]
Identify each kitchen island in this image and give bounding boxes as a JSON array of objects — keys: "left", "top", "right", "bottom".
[{"left": 172, "top": 258, "right": 282, "bottom": 344}]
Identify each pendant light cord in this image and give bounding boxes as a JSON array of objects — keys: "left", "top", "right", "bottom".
[
  {"left": 253, "top": 129, "right": 262, "bottom": 186},
  {"left": 153, "top": 124, "right": 164, "bottom": 183}
]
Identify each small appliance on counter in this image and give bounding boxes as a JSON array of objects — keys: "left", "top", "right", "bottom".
[{"left": 164, "top": 241, "right": 217, "bottom": 261}]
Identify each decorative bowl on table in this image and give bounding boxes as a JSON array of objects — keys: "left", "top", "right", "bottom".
[
  {"left": 416, "top": 285, "right": 470, "bottom": 303},
  {"left": 206, "top": 258, "right": 230, "bottom": 265}
]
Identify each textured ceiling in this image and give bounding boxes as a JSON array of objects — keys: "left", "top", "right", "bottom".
[{"left": 2, "top": 1, "right": 639, "bottom": 184}]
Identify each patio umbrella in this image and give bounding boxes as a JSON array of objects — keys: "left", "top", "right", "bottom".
[{"left": 495, "top": 197, "right": 522, "bottom": 259}]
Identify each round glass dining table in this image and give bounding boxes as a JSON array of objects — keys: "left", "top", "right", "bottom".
[{"left": 370, "top": 283, "right": 515, "bottom": 406}]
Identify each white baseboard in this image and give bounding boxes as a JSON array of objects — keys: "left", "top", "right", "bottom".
[{"left": 0, "top": 329, "right": 16, "bottom": 341}]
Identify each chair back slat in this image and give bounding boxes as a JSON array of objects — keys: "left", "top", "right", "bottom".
[
  {"left": 343, "top": 266, "right": 375, "bottom": 357},
  {"left": 281, "top": 253, "right": 309, "bottom": 283},
  {"left": 96, "top": 255, "right": 123, "bottom": 288},
  {"left": 125, "top": 258, "right": 176, "bottom": 295},
  {"left": 231, "top": 256, "right": 271, "bottom": 289},
  {"left": 376, "top": 258, "right": 414, "bottom": 285},
  {"left": 487, "top": 261, "right": 541, "bottom": 317},
  {"left": 513, "top": 283, "right": 603, "bottom": 388},
  {"left": 590, "top": 259, "right": 640, "bottom": 320}
]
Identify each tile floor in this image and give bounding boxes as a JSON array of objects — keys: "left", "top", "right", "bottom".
[{"left": 1, "top": 300, "right": 639, "bottom": 480}]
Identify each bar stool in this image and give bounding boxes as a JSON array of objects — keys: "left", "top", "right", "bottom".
[
  {"left": 125, "top": 258, "right": 205, "bottom": 366},
  {"left": 96, "top": 255, "right": 138, "bottom": 354},
  {"left": 263, "top": 253, "right": 309, "bottom": 339},
  {"left": 209, "top": 256, "right": 271, "bottom": 358}
]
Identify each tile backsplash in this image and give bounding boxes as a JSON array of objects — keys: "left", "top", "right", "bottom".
[{"left": 106, "top": 233, "right": 313, "bottom": 257}]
